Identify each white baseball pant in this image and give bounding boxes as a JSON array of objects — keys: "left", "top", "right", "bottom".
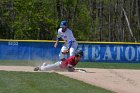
[
  {"left": 59, "top": 41, "right": 78, "bottom": 60},
  {"left": 40, "top": 61, "right": 62, "bottom": 71}
]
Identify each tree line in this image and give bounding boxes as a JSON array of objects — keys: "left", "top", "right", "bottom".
[{"left": 0, "top": 0, "right": 140, "bottom": 42}]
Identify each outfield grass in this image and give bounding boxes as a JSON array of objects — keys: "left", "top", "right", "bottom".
[
  {"left": 77, "top": 62, "right": 140, "bottom": 69},
  {"left": 0, "top": 71, "right": 114, "bottom": 93},
  {"left": 0, "top": 60, "right": 37, "bottom": 66},
  {"left": 0, "top": 60, "right": 140, "bottom": 69}
]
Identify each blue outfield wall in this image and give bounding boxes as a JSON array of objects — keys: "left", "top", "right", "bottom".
[{"left": 0, "top": 40, "right": 140, "bottom": 63}]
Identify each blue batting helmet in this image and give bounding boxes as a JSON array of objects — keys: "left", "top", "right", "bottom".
[{"left": 60, "top": 20, "right": 67, "bottom": 27}]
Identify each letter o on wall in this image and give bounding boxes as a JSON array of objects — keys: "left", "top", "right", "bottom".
[{"left": 125, "top": 46, "right": 135, "bottom": 61}]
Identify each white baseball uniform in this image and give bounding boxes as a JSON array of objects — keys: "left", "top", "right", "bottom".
[{"left": 57, "top": 28, "right": 78, "bottom": 60}]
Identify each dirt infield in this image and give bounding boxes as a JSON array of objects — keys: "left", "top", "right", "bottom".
[{"left": 0, "top": 66, "right": 140, "bottom": 93}]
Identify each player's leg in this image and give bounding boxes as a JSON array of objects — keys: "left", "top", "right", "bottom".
[
  {"left": 69, "top": 41, "right": 78, "bottom": 56},
  {"left": 40, "top": 61, "right": 62, "bottom": 71},
  {"left": 59, "top": 45, "right": 68, "bottom": 61}
]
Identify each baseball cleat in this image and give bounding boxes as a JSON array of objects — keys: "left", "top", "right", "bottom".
[{"left": 34, "top": 67, "right": 40, "bottom": 71}]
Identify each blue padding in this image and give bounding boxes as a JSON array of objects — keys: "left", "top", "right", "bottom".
[{"left": 0, "top": 41, "right": 140, "bottom": 62}]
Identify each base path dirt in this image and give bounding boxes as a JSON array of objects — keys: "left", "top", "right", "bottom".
[
  {"left": 58, "top": 68, "right": 140, "bottom": 93},
  {"left": 0, "top": 66, "right": 140, "bottom": 93},
  {"left": 0, "top": 66, "right": 34, "bottom": 72}
]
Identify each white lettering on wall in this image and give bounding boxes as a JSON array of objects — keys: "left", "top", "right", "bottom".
[
  {"left": 8, "top": 41, "right": 18, "bottom": 46},
  {"left": 125, "top": 46, "right": 135, "bottom": 61},
  {"left": 77, "top": 45, "right": 83, "bottom": 51},
  {"left": 78, "top": 44, "right": 140, "bottom": 62},
  {"left": 84, "top": 45, "right": 89, "bottom": 60},
  {"left": 92, "top": 45, "right": 100, "bottom": 61},
  {"left": 114, "top": 46, "right": 123, "bottom": 60},
  {"left": 103, "top": 46, "right": 113, "bottom": 60}
]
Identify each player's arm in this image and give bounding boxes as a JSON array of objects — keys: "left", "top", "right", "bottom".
[
  {"left": 66, "top": 57, "right": 76, "bottom": 72},
  {"left": 67, "top": 64, "right": 75, "bottom": 72},
  {"left": 54, "top": 38, "right": 60, "bottom": 48},
  {"left": 54, "top": 31, "right": 61, "bottom": 48}
]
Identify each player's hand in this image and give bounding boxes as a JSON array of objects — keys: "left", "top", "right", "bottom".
[
  {"left": 62, "top": 50, "right": 69, "bottom": 54},
  {"left": 67, "top": 65, "right": 75, "bottom": 72},
  {"left": 54, "top": 42, "right": 58, "bottom": 48}
]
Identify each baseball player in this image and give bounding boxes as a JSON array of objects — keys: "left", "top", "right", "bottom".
[
  {"left": 54, "top": 20, "right": 78, "bottom": 61},
  {"left": 34, "top": 50, "right": 83, "bottom": 72}
]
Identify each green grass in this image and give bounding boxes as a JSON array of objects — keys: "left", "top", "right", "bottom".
[
  {"left": 0, "top": 60, "right": 39, "bottom": 66},
  {"left": 0, "top": 71, "right": 114, "bottom": 93},
  {"left": 0, "top": 61, "right": 140, "bottom": 93},
  {"left": 77, "top": 62, "right": 140, "bottom": 69},
  {"left": 0, "top": 60, "right": 140, "bottom": 69}
]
